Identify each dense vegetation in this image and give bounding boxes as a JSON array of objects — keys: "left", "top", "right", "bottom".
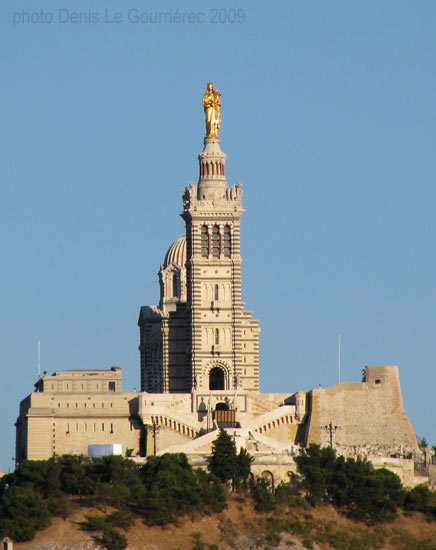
[
  {"left": 0, "top": 452, "right": 226, "bottom": 544},
  {"left": 0, "top": 438, "right": 435, "bottom": 549}
]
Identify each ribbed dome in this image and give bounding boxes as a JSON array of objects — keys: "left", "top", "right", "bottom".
[{"left": 163, "top": 236, "right": 187, "bottom": 268}]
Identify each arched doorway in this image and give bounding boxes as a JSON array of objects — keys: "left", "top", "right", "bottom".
[
  {"left": 209, "top": 367, "right": 224, "bottom": 390},
  {"left": 215, "top": 401, "right": 229, "bottom": 411}
]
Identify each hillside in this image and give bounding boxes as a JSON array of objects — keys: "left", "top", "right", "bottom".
[{"left": 13, "top": 495, "right": 436, "bottom": 550}]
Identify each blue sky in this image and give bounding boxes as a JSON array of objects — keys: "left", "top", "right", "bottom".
[{"left": 1, "top": 0, "right": 435, "bottom": 471}]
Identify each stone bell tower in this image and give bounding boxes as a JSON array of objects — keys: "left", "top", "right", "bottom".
[{"left": 181, "top": 82, "right": 260, "bottom": 393}]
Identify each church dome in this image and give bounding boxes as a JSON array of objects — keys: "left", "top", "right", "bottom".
[{"left": 164, "top": 236, "right": 187, "bottom": 268}]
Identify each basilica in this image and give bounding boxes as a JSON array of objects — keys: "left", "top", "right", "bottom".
[{"left": 16, "top": 84, "right": 422, "bottom": 486}]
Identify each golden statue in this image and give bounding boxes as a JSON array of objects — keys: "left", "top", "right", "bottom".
[{"left": 203, "top": 82, "right": 221, "bottom": 138}]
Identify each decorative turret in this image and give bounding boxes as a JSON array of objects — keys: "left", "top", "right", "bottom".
[
  {"left": 197, "top": 138, "right": 227, "bottom": 201},
  {"left": 197, "top": 82, "right": 227, "bottom": 201}
]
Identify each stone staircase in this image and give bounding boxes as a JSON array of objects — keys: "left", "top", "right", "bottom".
[
  {"left": 248, "top": 393, "right": 283, "bottom": 414},
  {"left": 244, "top": 405, "right": 296, "bottom": 436},
  {"left": 140, "top": 408, "right": 200, "bottom": 439}
]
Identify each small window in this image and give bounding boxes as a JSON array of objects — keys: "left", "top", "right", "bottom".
[
  {"left": 223, "top": 225, "right": 231, "bottom": 257},
  {"left": 172, "top": 273, "right": 178, "bottom": 297},
  {"left": 215, "top": 328, "right": 220, "bottom": 345},
  {"left": 214, "top": 284, "right": 219, "bottom": 300},
  {"left": 201, "top": 225, "right": 209, "bottom": 257},
  {"left": 212, "top": 226, "right": 220, "bottom": 257},
  {"left": 375, "top": 379, "right": 381, "bottom": 384}
]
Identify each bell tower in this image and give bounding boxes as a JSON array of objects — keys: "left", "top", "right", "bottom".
[{"left": 181, "top": 82, "right": 260, "bottom": 393}]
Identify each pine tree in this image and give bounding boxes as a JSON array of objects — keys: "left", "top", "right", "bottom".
[{"left": 210, "top": 429, "right": 238, "bottom": 484}]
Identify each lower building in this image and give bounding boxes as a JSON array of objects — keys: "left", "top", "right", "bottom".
[{"left": 16, "top": 364, "right": 422, "bottom": 485}]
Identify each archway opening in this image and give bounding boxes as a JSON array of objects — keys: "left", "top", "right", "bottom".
[
  {"left": 215, "top": 401, "right": 229, "bottom": 411},
  {"left": 209, "top": 367, "right": 224, "bottom": 390}
]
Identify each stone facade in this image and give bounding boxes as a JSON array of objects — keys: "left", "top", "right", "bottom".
[
  {"left": 15, "top": 88, "right": 423, "bottom": 488},
  {"left": 15, "top": 369, "right": 142, "bottom": 462}
]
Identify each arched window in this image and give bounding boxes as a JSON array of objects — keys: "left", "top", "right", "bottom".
[
  {"left": 209, "top": 367, "right": 224, "bottom": 390},
  {"left": 201, "top": 225, "right": 208, "bottom": 257},
  {"left": 223, "top": 225, "right": 231, "bottom": 257},
  {"left": 212, "top": 225, "right": 220, "bottom": 257},
  {"left": 172, "top": 272, "right": 178, "bottom": 298}
]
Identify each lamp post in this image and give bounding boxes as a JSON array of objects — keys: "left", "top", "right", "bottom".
[
  {"left": 152, "top": 423, "right": 161, "bottom": 455},
  {"left": 322, "top": 421, "right": 341, "bottom": 447}
]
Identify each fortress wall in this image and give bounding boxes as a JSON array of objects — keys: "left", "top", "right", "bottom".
[
  {"left": 27, "top": 416, "right": 52, "bottom": 460},
  {"left": 50, "top": 416, "right": 142, "bottom": 457},
  {"left": 18, "top": 391, "right": 143, "bottom": 460},
  {"left": 305, "top": 366, "right": 417, "bottom": 451}
]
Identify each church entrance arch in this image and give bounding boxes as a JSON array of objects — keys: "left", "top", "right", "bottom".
[
  {"left": 215, "top": 401, "right": 229, "bottom": 411},
  {"left": 209, "top": 367, "right": 224, "bottom": 390}
]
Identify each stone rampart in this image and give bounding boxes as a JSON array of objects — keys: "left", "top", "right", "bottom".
[{"left": 305, "top": 366, "right": 417, "bottom": 453}]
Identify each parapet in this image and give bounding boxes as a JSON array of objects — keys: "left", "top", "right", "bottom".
[{"left": 33, "top": 367, "right": 123, "bottom": 394}]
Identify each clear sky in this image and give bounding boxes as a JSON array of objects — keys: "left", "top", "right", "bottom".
[{"left": 1, "top": 0, "right": 435, "bottom": 471}]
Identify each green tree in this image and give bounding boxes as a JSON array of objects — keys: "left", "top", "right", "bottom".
[
  {"left": 295, "top": 444, "right": 404, "bottom": 523},
  {"left": 57, "top": 455, "right": 94, "bottom": 495},
  {"left": 419, "top": 436, "right": 428, "bottom": 449},
  {"left": 404, "top": 483, "right": 436, "bottom": 516},
  {"left": 14, "top": 458, "right": 62, "bottom": 498},
  {"left": 210, "top": 429, "right": 238, "bottom": 484},
  {"left": 137, "top": 453, "right": 224, "bottom": 525},
  {"left": 0, "top": 486, "right": 52, "bottom": 541},
  {"left": 194, "top": 468, "right": 227, "bottom": 513},
  {"left": 249, "top": 476, "right": 276, "bottom": 512},
  {"left": 235, "top": 448, "right": 254, "bottom": 488}
]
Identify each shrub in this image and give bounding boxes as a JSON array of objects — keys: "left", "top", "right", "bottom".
[
  {"left": 265, "top": 532, "right": 281, "bottom": 547},
  {"left": 249, "top": 477, "right": 276, "bottom": 512},
  {"left": 101, "top": 527, "right": 128, "bottom": 550}
]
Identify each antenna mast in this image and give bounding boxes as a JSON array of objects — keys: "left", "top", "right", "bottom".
[{"left": 37, "top": 339, "right": 41, "bottom": 379}]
